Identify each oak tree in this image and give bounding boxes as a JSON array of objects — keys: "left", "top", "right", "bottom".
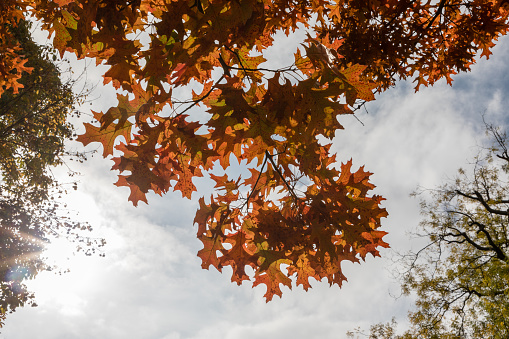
[
  {"left": 0, "top": 19, "right": 103, "bottom": 324},
  {"left": 9, "top": 0, "right": 509, "bottom": 300}
]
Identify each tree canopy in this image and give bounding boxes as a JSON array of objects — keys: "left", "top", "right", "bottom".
[
  {"left": 0, "top": 19, "right": 103, "bottom": 324},
  {"left": 398, "top": 123, "right": 509, "bottom": 338},
  {"left": 347, "top": 123, "right": 509, "bottom": 338},
  {"left": 5, "top": 0, "right": 509, "bottom": 301}
]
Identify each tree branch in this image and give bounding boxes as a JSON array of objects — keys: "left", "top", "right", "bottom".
[
  {"left": 444, "top": 210, "right": 507, "bottom": 260},
  {"left": 265, "top": 150, "right": 298, "bottom": 202},
  {"left": 471, "top": 221, "right": 507, "bottom": 260},
  {"left": 455, "top": 190, "right": 509, "bottom": 216},
  {"left": 173, "top": 75, "right": 224, "bottom": 119},
  {"left": 443, "top": 229, "right": 492, "bottom": 252},
  {"left": 424, "top": 0, "right": 448, "bottom": 30},
  {"left": 241, "top": 152, "right": 268, "bottom": 210}
]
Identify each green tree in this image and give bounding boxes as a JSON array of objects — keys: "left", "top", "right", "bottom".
[
  {"left": 401, "top": 123, "right": 509, "bottom": 338},
  {"left": 0, "top": 20, "right": 103, "bottom": 325},
  {"left": 346, "top": 318, "right": 402, "bottom": 339},
  {"left": 350, "top": 122, "right": 509, "bottom": 338}
]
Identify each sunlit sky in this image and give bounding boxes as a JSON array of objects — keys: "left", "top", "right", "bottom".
[{"left": 2, "top": 20, "right": 509, "bottom": 339}]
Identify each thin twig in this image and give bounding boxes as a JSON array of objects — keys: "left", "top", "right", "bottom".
[
  {"left": 242, "top": 152, "right": 269, "bottom": 210},
  {"left": 173, "top": 75, "right": 224, "bottom": 118},
  {"left": 265, "top": 150, "right": 298, "bottom": 202}
]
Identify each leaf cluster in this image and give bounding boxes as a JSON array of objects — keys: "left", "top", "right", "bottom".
[
  {"left": 324, "top": 0, "right": 509, "bottom": 91},
  {"left": 17, "top": 0, "right": 509, "bottom": 300}
]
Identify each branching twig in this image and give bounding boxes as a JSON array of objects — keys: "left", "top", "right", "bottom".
[
  {"left": 173, "top": 75, "right": 225, "bottom": 118},
  {"left": 241, "top": 152, "right": 268, "bottom": 210},
  {"left": 455, "top": 190, "right": 509, "bottom": 216},
  {"left": 265, "top": 150, "right": 298, "bottom": 202},
  {"left": 424, "top": 0, "right": 448, "bottom": 30}
]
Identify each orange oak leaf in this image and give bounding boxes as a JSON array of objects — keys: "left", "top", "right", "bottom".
[
  {"left": 114, "top": 175, "right": 148, "bottom": 206},
  {"left": 76, "top": 115, "right": 132, "bottom": 157},
  {"left": 253, "top": 259, "right": 293, "bottom": 302},
  {"left": 197, "top": 235, "right": 224, "bottom": 271}
]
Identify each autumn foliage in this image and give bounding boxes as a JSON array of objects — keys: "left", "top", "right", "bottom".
[{"left": 5, "top": 0, "right": 508, "bottom": 300}]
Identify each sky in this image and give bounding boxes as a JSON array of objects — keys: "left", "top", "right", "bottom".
[{"left": 2, "top": 20, "right": 509, "bottom": 339}]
